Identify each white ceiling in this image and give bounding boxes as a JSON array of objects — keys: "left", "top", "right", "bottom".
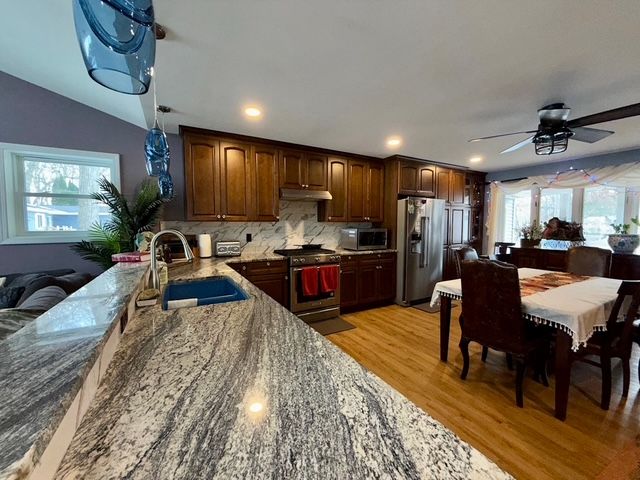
[{"left": 3, "top": 1, "right": 640, "bottom": 171}]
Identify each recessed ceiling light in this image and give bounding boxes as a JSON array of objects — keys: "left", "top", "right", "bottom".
[
  {"left": 244, "top": 106, "right": 262, "bottom": 118},
  {"left": 248, "top": 402, "right": 263, "bottom": 413},
  {"left": 469, "top": 156, "right": 483, "bottom": 163},
  {"left": 386, "top": 136, "right": 402, "bottom": 148}
]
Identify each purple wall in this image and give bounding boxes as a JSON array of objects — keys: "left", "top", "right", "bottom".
[{"left": 0, "top": 71, "right": 185, "bottom": 275}]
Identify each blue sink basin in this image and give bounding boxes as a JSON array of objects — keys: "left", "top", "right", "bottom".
[{"left": 162, "top": 276, "right": 249, "bottom": 310}]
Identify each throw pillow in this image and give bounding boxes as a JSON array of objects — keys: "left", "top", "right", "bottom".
[
  {"left": 8, "top": 273, "right": 46, "bottom": 289},
  {"left": 18, "top": 286, "right": 67, "bottom": 312},
  {"left": 16, "top": 273, "right": 92, "bottom": 307},
  {"left": 0, "top": 286, "right": 26, "bottom": 309}
]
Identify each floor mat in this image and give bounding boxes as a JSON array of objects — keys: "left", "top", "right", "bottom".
[
  {"left": 309, "top": 317, "right": 355, "bottom": 336},
  {"left": 412, "top": 302, "right": 458, "bottom": 314}
]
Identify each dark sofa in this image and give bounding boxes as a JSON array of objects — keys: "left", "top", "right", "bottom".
[{"left": 0, "top": 269, "right": 93, "bottom": 341}]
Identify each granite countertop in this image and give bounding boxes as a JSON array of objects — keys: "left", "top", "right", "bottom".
[
  {"left": 0, "top": 263, "right": 149, "bottom": 480},
  {"left": 54, "top": 256, "right": 510, "bottom": 480},
  {"left": 335, "top": 248, "right": 397, "bottom": 256}
]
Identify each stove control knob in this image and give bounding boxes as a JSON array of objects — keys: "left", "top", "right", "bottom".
[
  {"left": 299, "top": 258, "right": 306, "bottom": 264},
  {"left": 292, "top": 258, "right": 299, "bottom": 264}
]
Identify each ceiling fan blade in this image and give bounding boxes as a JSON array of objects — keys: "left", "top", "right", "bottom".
[
  {"left": 500, "top": 135, "right": 535, "bottom": 154},
  {"left": 570, "top": 127, "right": 614, "bottom": 143},
  {"left": 468, "top": 130, "right": 537, "bottom": 142},
  {"left": 567, "top": 102, "right": 640, "bottom": 128}
]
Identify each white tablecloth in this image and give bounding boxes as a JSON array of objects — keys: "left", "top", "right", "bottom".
[{"left": 431, "top": 268, "right": 622, "bottom": 350}]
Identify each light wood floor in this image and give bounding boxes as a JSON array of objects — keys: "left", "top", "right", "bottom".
[{"left": 329, "top": 304, "right": 640, "bottom": 480}]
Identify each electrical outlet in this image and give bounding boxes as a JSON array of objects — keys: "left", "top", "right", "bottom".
[{"left": 246, "top": 233, "right": 252, "bottom": 242}]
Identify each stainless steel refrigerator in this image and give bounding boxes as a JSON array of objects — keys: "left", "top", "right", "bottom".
[{"left": 395, "top": 197, "right": 446, "bottom": 306}]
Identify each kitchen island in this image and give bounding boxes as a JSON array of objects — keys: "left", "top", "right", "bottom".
[{"left": 53, "top": 256, "right": 509, "bottom": 479}]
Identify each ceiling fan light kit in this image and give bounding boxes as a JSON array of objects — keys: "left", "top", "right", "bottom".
[{"left": 533, "top": 127, "right": 573, "bottom": 155}]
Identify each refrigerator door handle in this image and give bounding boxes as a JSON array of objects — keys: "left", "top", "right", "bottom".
[
  {"left": 418, "top": 216, "right": 426, "bottom": 268},
  {"left": 423, "top": 217, "right": 429, "bottom": 268}
]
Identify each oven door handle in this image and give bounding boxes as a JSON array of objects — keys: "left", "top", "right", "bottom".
[{"left": 291, "top": 266, "right": 322, "bottom": 272}]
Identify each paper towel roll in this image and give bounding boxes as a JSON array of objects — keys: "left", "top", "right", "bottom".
[{"left": 197, "top": 234, "right": 212, "bottom": 258}]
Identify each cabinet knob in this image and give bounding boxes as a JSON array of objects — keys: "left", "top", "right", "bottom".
[
  {"left": 242, "top": 266, "right": 246, "bottom": 270},
  {"left": 266, "top": 262, "right": 270, "bottom": 266},
  {"left": 276, "top": 216, "right": 280, "bottom": 220},
  {"left": 284, "top": 276, "right": 288, "bottom": 280},
  {"left": 222, "top": 214, "right": 226, "bottom": 219},
  {"left": 217, "top": 214, "right": 221, "bottom": 219}
]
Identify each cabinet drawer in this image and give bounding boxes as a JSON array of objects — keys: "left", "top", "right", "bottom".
[
  {"left": 243, "top": 260, "right": 287, "bottom": 275},
  {"left": 340, "top": 254, "right": 358, "bottom": 267},
  {"left": 358, "top": 252, "right": 395, "bottom": 263}
]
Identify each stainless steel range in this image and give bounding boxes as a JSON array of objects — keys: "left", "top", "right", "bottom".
[{"left": 274, "top": 248, "right": 341, "bottom": 323}]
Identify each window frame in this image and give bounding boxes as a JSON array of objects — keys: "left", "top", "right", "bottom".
[
  {"left": 0, "top": 143, "right": 120, "bottom": 245},
  {"left": 498, "top": 184, "right": 638, "bottom": 244}
]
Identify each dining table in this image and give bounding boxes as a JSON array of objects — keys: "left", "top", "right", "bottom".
[{"left": 430, "top": 268, "right": 622, "bottom": 420}]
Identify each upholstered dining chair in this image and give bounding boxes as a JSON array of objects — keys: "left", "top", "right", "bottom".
[
  {"left": 566, "top": 246, "right": 612, "bottom": 277},
  {"left": 571, "top": 281, "right": 640, "bottom": 409},
  {"left": 454, "top": 246, "right": 480, "bottom": 278},
  {"left": 459, "top": 259, "right": 550, "bottom": 407}
]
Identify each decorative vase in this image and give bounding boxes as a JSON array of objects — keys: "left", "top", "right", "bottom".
[
  {"left": 520, "top": 238, "right": 541, "bottom": 248},
  {"left": 73, "top": 0, "right": 155, "bottom": 94},
  {"left": 144, "top": 120, "right": 170, "bottom": 176},
  {"left": 607, "top": 234, "right": 640, "bottom": 254},
  {"left": 101, "top": 0, "right": 154, "bottom": 26}
]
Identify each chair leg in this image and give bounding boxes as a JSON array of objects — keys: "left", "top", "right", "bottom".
[
  {"left": 506, "top": 353, "right": 514, "bottom": 371},
  {"left": 622, "top": 357, "right": 630, "bottom": 398},
  {"left": 600, "top": 355, "right": 612, "bottom": 410},
  {"left": 481, "top": 346, "right": 488, "bottom": 362},
  {"left": 515, "top": 358, "right": 526, "bottom": 408},
  {"left": 460, "top": 338, "right": 470, "bottom": 380},
  {"left": 535, "top": 348, "right": 549, "bottom": 387}
]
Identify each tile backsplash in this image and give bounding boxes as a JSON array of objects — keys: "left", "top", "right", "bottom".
[{"left": 162, "top": 201, "right": 371, "bottom": 254}]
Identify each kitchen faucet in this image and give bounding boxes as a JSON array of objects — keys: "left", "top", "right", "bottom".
[{"left": 149, "top": 229, "right": 194, "bottom": 290}]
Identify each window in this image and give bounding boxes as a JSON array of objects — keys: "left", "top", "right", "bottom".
[
  {"left": 0, "top": 143, "right": 120, "bottom": 244},
  {"left": 539, "top": 188, "right": 573, "bottom": 223},
  {"left": 502, "top": 190, "right": 532, "bottom": 243},
  {"left": 582, "top": 186, "right": 626, "bottom": 246}
]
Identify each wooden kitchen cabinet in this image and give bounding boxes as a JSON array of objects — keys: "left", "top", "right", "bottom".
[
  {"left": 231, "top": 260, "right": 289, "bottom": 307},
  {"left": 341, "top": 252, "right": 396, "bottom": 311},
  {"left": 346, "top": 160, "right": 384, "bottom": 223},
  {"left": 252, "top": 145, "right": 280, "bottom": 222},
  {"left": 321, "top": 157, "right": 348, "bottom": 222},
  {"left": 184, "top": 134, "right": 219, "bottom": 220},
  {"left": 339, "top": 256, "right": 358, "bottom": 308},
  {"left": 219, "top": 141, "right": 252, "bottom": 221},
  {"left": 398, "top": 160, "right": 436, "bottom": 197},
  {"left": 184, "top": 132, "right": 268, "bottom": 222},
  {"left": 279, "top": 150, "right": 327, "bottom": 190}
]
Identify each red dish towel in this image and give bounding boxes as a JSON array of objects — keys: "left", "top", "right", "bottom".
[
  {"left": 301, "top": 267, "right": 319, "bottom": 297},
  {"left": 319, "top": 265, "right": 340, "bottom": 294}
]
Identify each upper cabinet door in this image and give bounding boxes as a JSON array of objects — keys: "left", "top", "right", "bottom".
[
  {"left": 325, "top": 157, "right": 348, "bottom": 221},
  {"left": 219, "top": 141, "right": 252, "bottom": 221},
  {"left": 417, "top": 166, "right": 436, "bottom": 196},
  {"left": 367, "top": 162, "right": 384, "bottom": 222},
  {"left": 450, "top": 171, "right": 466, "bottom": 204},
  {"left": 305, "top": 153, "right": 328, "bottom": 190},
  {"left": 398, "top": 162, "right": 418, "bottom": 193},
  {"left": 184, "top": 135, "right": 219, "bottom": 220},
  {"left": 348, "top": 160, "right": 367, "bottom": 221},
  {"left": 253, "top": 145, "right": 279, "bottom": 222},
  {"left": 436, "top": 167, "right": 451, "bottom": 202},
  {"left": 280, "top": 150, "right": 305, "bottom": 189}
]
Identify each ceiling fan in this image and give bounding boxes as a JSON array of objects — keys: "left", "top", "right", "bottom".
[{"left": 468, "top": 102, "right": 640, "bottom": 155}]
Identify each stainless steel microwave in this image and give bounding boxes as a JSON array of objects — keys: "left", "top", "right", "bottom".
[{"left": 340, "top": 228, "right": 388, "bottom": 251}]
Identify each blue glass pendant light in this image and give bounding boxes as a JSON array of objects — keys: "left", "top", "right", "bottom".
[
  {"left": 158, "top": 172, "right": 174, "bottom": 200},
  {"left": 101, "top": 0, "right": 154, "bottom": 26},
  {"left": 73, "top": 0, "right": 155, "bottom": 94},
  {"left": 145, "top": 119, "right": 170, "bottom": 176}
]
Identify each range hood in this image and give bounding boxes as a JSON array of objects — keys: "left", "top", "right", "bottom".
[{"left": 279, "top": 188, "right": 332, "bottom": 201}]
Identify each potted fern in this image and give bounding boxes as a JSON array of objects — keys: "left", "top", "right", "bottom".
[
  {"left": 608, "top": 217, "right": 640, "bottom": 254},
  {"left": 72, "top": 177, "right": 164, "bottom": 269}
]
